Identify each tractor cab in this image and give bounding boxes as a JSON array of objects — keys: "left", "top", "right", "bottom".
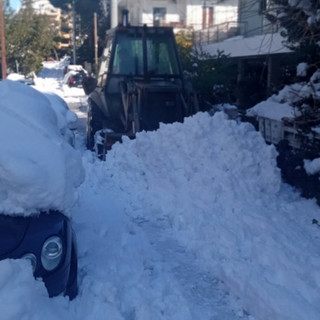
[{"left": 85, "top": 14, "right": 198, "bottom": 158}]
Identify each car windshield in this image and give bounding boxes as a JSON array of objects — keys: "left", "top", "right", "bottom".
[{"left": 111, "top": 31, "right": 180, "bottom": 76}]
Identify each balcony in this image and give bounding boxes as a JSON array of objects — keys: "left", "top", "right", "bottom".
[
  {"left": 193, "top": 20, "right": 279, "bottom": 46},
  {"left": 193, "top": 21, "right": 245, "bottom": 45}
]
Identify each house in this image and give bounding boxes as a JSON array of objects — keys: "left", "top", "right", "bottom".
[
  {"left": 197, "top": 0, "right": 297, "bottom": 108},
  {"left": 115, "top": 0, "right": 238, "bottom": 30},
  {"left": 25, "top": 0, "right": 73, "bottom": 52}
]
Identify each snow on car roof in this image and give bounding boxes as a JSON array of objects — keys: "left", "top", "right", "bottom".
[
  {"left": 67, "top": 65, "right": 87, "bottom": 72},
  {"left": 0, "top": 80, "right": 84, "bottom": 216},
  {"left": 7, "top": 73, "right": 27, "bottom": 81}
]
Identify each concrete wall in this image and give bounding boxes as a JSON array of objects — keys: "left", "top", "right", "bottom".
[{"left": 238, "top": 0, "right": 271, "bottom": 37}]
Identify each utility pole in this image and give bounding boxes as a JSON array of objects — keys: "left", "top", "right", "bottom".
[
  {"left": 0, "top": 0, "right": 7, "bottom": 79},
  {"left": 72, "top": 0, "right": 76, "bottom": 65},
  {"left": 94, "top": 12, "right": 98, "bottom": 73}
]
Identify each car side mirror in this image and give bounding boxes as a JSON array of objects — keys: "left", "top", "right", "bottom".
[{"left": 82, "top": 76, "right": 97, "bottom": 95}]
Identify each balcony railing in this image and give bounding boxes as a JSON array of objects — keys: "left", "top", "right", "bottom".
[
  {"left": 193, "top": 21, "right": 280, "bottom": 46},
  {"left": 193, "top": 21, "right": 246, "bottom": 45}
]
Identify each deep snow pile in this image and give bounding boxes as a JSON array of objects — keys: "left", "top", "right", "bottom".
[
  {"left": 1, "top": 59, "right": 320, "bottom": 320},
  {"left": 0, "top": 80, "right": 84, "bottom": 215},
  {"left": 93, "top": 112, "right": 320, "bottom": 320}
]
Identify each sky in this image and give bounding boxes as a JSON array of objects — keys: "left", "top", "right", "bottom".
[
  {"left": 0, "top": 60, "right": 319, "bottom": 320},
  {"left": 10, "top": 0, "right": 21, "bottom": 11}
]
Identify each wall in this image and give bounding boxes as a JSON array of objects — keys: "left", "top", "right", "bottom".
[
  {"left": 119, "top": 0, "right": 238, "bottom": 29},
  {"left": 238, "top": 0, "right": 271, "bottom": 37}
]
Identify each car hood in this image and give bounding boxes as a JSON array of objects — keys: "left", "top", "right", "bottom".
[{"left": 0, "top": 215, "right": 30, "bottom": 256}]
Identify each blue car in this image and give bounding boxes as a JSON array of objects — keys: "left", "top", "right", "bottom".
[
  {"left": 0, "top": 80, "right": 83, "bottom": 300},
  {"left": 0, "top": 210, "right": 78, "bottom": 299}
]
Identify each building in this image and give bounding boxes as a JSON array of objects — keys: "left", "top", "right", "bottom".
[
  {"left": 115, "top": 0, "right": 237, "bottom": 30},
  {"left": 194, "top": 0, "right": 297, "bottom": 108},
  {"left": 24, "top": 0, "right": 72, "bottom": 52}
]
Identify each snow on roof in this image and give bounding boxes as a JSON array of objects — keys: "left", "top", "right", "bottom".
[
  {"left": 247, "top": 100, "right": 297, "bottom": 121},
  {"left": 67, "top": 65, "right": 87, "bottom": 73},
  {"left": 201, "top": 32, "right": 292, "bottom": 58},
  {"left": 0, "top": 80, "right": 84, "bottom": 216}
]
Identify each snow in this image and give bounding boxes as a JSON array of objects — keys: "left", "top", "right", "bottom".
[
  {"left": 0, "top": 80, "right": 84, "bottom": 216},
  {"left": 6, "top": 73, "right": 26, "bottom": 81},
  {"left": 245, "top": 70, "right": 320, "bottom": 120},
  {"left": 1, "top": 60, "right": 320, "bottom": 320},
  {"left": 200, "top": 32, "right": 292, "bottom": 58},
  {"left": 246, "top": 100, "right": 296, "bottom": 121},
  {"left": 304, "top": 158, "right": 320, "bottom": 175},
  {"left": 296, "top": 62, "right": 308, "bottom": 77}
]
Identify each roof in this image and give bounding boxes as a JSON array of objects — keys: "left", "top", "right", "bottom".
[{"left": 200, "top": 32, "right": 293, "bottom": 58}]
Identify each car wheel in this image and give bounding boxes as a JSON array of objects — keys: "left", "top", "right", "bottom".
[
  {"left": 86, "top": 99, "right": 103, "bottom": 150},
  {"left": 64, "top": 243, "right": 78, "bottom": 300}
]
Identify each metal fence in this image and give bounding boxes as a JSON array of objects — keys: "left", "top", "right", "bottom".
[
  {"left": 193, "top": 21, "right": 246, "bottom": 45},
  {"left": 192, "top": 21, "right": 280, "bottom": 46}
]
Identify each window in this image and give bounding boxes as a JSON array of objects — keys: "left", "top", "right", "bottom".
[
  {"left": 111, "top": 30, "right": 180, "bottom": 76},
  {"left": 112, "top": 33, "right": 143, "bottom": 75},
  {"left": 153, "top": 8, "right": 166, "bottom": 27},
  {"left": 146, "top": 34, "right": 179, "bottom": 76}
]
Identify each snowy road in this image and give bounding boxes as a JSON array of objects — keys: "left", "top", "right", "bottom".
[
  {"left": 64, "top": 82, "right": 250, "bottom": 320},
  {"left": 4, "top": 60, "right": 317, "bottom": 320},
  {"left": 140, "top": 221, "right": 250, "bottom": 319}
]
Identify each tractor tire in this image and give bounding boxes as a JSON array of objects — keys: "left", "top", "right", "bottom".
[{"left": 86, "top": 99, "right": 104, "bottom": 150}]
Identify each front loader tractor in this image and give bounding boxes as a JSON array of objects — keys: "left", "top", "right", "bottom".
[{"left": 84, "top": 13, "right": 198, "bottom": 158}]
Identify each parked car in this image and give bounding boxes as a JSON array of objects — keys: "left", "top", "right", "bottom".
[
  {"left": 63, "top": 65, "right": 88, "bottom": 88},
  {"left": 43, "top": 92, "right": 78, "bottom": 147},
  {"left": 0, "top": 210, "right": 78, "bottom": 299},
  {"left": 0, "top": 80, "right": 84, "bottom": 300},
  {"left": 6, "top": 73, "right": 35, "bottom": 86}
]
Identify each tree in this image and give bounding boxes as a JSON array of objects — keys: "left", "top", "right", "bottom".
[
  {"left": 265, "top": 1, "right": 320, "bottom": 123},
  {"left": 175, "top": 30, "right": 238, "bottom": 110},
  {"left": 6, "top": 1, "right": 56, "bottom": 74},
  {"left": 49, "top": 0, "right": 109, "bottom": 64},
  {"left": 264, "top": 1, "right": 320, "bottom": 202},
  {"left": 266, "top": 0, "right": 320, "bottom": 73}
]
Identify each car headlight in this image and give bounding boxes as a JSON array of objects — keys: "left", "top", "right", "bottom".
[
  {"left": 22, "top": 253, "right": 37, "bottom": 272},
  {"left": 41, "top": 236, "right": 63, "bottom": 271}
]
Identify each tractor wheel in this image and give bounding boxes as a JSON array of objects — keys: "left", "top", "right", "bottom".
[{"left": 86, "top": 100, "right": 104, "bottom": 150}]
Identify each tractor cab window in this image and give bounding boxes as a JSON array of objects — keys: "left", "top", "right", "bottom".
[
  {"left": 111, "top": 30, "right": 180, "bottom": 77},
  {"left": 146, "top": 33, "right": 179, "bottom": 76},
  {"left": 112, "top": 33, "right": 143, "bottom": 75}
]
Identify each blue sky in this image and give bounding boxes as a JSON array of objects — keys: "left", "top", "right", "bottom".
[{"left": 10, "top": 0, "right": 21, "bottom": 11}]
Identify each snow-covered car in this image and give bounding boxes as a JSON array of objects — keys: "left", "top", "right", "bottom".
[
  {"left": 0, "top": 80, "right": 84, "bottom": 300},
  {"left": 0, "top": 210, "right": 78, "bottom": 298},
  {"left": 63, "top": 65, "right": 88, "bottom": 88},
  {"left": 7, "top": 73, "right": 35, "bottom": 86},
  {"left": 43, "top": 92, "right": 78, "bottom": 146}
]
